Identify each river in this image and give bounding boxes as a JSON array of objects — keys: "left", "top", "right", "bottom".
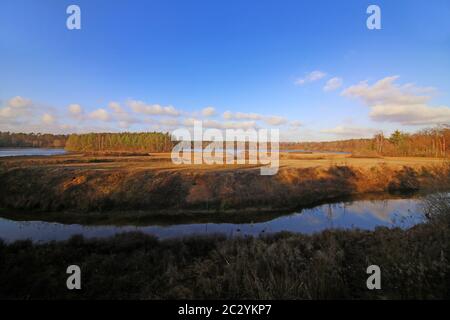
[{"left": 0, "top": 196, "right": 425, "bottom": 243}]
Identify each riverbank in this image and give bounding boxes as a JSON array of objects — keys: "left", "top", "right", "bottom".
[
  {"left": 0, "top": 195, "right": 426, "bottom": 242},
  {"left": 0, "top": 153, "right": 448, "bottom": 220},
  {"left": 0, "top": 191, "right": 426, "bottom": 226},
  {"left": 0, "top": 194, "right": 449, "bottom": 299}
]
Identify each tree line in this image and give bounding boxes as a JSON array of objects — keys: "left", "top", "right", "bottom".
[
  {"left": 283, "top": 126, "right": 449, "bottom": 158},
  {"left": 2, "top": 126, "right": 449, "bottom": 157},
  {"left": 0, "top": 132, "right": 67, "bottom": 148},
  {"left": 65, "top": 132, "right": 174, "bottom": 153}
]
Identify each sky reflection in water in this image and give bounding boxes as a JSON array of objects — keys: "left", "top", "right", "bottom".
[{"left": 0, "top": 198, "right": 424, "bottom": 243}]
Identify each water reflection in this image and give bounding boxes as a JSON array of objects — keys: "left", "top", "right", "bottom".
[
  {"left": 0, "top": 148, "right": 66, "bottom": 157},
  {"left": 0, "top": 197, "right": 425, "bottom": 243}
]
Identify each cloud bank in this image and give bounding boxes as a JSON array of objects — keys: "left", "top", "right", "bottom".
[{"left": 342, "top": 76, "right": 450, "bottom": 125}]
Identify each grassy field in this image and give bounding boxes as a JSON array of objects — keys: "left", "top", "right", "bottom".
[
  {"left": 0, "top": 153, "right": 449, "bottom": 300},
  {"left": 1, "top": 151, "right": 446, "bottom": 171},
  {"left": 0, "top": 152, "right": 448, "bottom": 221}
]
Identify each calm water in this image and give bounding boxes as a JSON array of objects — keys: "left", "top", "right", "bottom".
[
  {"left": 0, "top": 197, "right": 425, "bottom": 243},
  {"left": 0, "top": 148, "right": 66, "bottom": 157}
]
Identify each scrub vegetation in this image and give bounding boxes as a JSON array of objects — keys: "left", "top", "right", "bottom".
[
  {"left": 283, "top": 126, "right": 449, "bottom": 158},
  {"left": 0, "top": 191, "right": 449, "bottom": 300},
  {"left": 0, "top": 152, "right": 448, "bottom": 217}
]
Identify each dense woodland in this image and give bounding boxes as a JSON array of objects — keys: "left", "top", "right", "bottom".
[
  {"left": 283, "top": 126, "right": 450, "bottom": 158},
  {"left": 0, "top": 132, "right": 67, "bottom": 148},
  {"left": 65, "top": 132, "right": 174, "bottom": 153}
]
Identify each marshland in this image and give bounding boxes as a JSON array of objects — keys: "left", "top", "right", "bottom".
[{"left": 0, "top": 129, "right": 449, "bottom": 299}]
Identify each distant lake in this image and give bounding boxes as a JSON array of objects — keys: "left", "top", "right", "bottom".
[
  {"left": 0, "top": 196, "right": 425, "bottom": 243},
  {"left": 0, "top": 148, "right": 66, "bottom": 157}
]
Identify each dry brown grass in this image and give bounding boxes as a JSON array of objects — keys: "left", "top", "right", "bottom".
[{"left": 0, "top": 152, "right": 448, "bottom": 215}]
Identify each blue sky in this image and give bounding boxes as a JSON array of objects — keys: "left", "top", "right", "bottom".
[{"left": 1, "top": 0, "right": 449, "bottom": 141}]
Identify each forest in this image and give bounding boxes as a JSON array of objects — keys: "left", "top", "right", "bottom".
[
  {"left": 283, "top": 126, "right": 450, "bottom": 158},
  {"left": 0, "top": 132, "right": 67, "bottom": 148},
  {"left": 64, "top": 132, "right": 174, "bottom": 153}
]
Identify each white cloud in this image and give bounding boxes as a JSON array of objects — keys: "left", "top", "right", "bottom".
[
  {"left": 108, "top": 101, "right": 123, "bottom": 113},
  {"left": 199, "top": 119, "right": 220, "bottom": 128},
  {"left": 41, "top": 113, "right": 55, "bottom": 125},
  {"left": 201, "top": 106, "right": 216, "bottom": 117},
  {"left": 182, "top": 118, "right": 257, "bottom": 130},
  {"left": 182, "top": 118, "right": 197, "bottom": 126},
  {"left": 68, "top": 104, "right": 83, "bottom": 117},
  {"left": 7, "top": 96, "right": 32, "bottom": 108},
  {"left": 0, "top": 106, "right": 15, "bottom": 118},
  {"left": 221, "top": 111, "right": 297, "bottom": 127},
  {"left": 107, "top": 101, "right": 139, "bottom": 125},
  {"left": 321, "top": 126, "right": 377, "bottom": 138},
  {"left": 295, "top": 71, "right": 327, "bottom": 86},
  {"left": 342, "top": 76, "right": 450, "bottom": 125},
  {"left": 158, "top": 118, "right": 179, "bottom": 127},
  {"left": 264, "top": 116, "right": 287, "bottom": 126},
  {"left": 369, "top": 104, "right": 450, "bottom": 125},
  {"left": 0, "top": 96, "right": 33, "bottom": 119},
  {"left": 290, "top": 120, "right": 302, "bottom": 127},
  {"left": 342, "top": 76, "right": 428, "bottom": 105},
  {"left": 222, "top": 111, "right": 233, "bottom": 120},
  {"left": 89, "top": 108, "right": 110, "bottom": 122},
  {"left": 221, "top": 121, "right": 257, "bottom": 130},
  {"left": 324, "top": 77, "right": 343, "bottom": 92},
  {"left": 127, "top": 100, "right": 180, "bottom": 117},
  {"left": 1, "top": 96, "right": 302, "bottom": 135},
  {"left": 222, "top": 111, "right": 263, "bottom": 120}
]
